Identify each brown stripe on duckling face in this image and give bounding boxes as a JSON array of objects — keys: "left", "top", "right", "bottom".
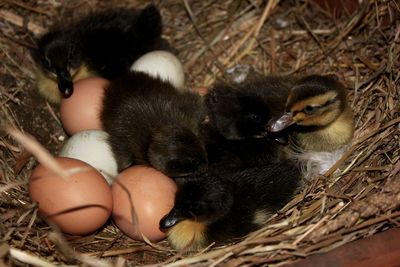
[
  {"left": 289, "top": 91, "right": 338, "bottom": 113},
  {"left": 289, "top": 91, "right": 343, "bottom": 127}
]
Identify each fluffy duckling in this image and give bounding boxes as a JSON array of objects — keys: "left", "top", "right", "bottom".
[
  {"left": 268, "top": 75, "right": 355, "bottom": 179},
  {"left": 101, "top": 71, "right": 207, "bottom": 177},
  {"left": 160, "top": 162, "right": 300, "bottom": 251},
  {"left": 158, "top": 78, "right": 301, "bottom": 250},
  {"left": 205, "top": 77, "right": 293, "bottom": 140},
  {"left": 268, "top": 75, "right": 354, "bottom": 152},
  {"left": 32, "top": 4, "right": 165, "bottom": 103},
  {"left": 206, "top": 74, "right": 354, "bottom": 179}
]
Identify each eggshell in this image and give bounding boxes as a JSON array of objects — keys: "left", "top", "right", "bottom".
[
  {"left": 130, "top": 50, "right": 185, "bottom": 90},
  {"left": 29, "top": 157, "right": 113, "bottom": 235},
  {"left": 60, "top": 77, "right": 109, "bottom": 135},
  {"left": 59, "top": 130, "right": 117, "bottom": 184},
  {"left": 112, "top": 165, "right": 177, "bottom": 242}
]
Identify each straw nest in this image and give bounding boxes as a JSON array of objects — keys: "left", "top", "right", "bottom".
[{"left": 1, "top": 0, "right": 399, "bottom": 266}]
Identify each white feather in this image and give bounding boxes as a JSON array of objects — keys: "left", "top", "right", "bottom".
[{"left": 286, "top": 143, "right": 349, "bottom": 181}]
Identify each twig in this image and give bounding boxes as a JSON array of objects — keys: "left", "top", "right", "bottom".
[
  {"left": 9, "top": 247, "right": 59, "bottom": 267},
  {"left": 0, "top": 10, "right": 45, "bottom": 35}
]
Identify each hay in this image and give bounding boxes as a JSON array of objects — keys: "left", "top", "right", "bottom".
[{"left": 1, "top": 0, "right": 399, "bottom": 266}]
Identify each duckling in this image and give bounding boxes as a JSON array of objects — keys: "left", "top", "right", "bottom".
[
  {"left": 205, "top": 77, "right": 293, "bottom": 140},
  {"left": 153, "top": 74, "right": 305, "bottom": 249},
  {"left": 268, "top": 74, "right": 355, "bottom": 179},
  {"left": 32, "top": 4, "right": 165, "bottom": 103},
  {"left": 100, "top": 71, "right": 208, "bottom": 178},
  {"left": 160, "top": 161, "right": 301, "bottom": 251},
  {"left": 206, "top": 74, "right": 354, "bottom": 179},
  {"left": 268, "top": 74, "right": 354, "bottom": 152}
]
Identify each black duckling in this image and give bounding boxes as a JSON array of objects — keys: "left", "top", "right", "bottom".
[
  {"left": 32, "top": 4, "right": 165, "bottom": 103},
  {"left": 100, "top": 71, "right": 208, "bottom": 178},
  {"left": 268, "top": 74, "right": 354, "bottom": 152},
  {"left": 160, "top": 162, "right": 301, "bottom": 251},
  {"left": 205, "top": 77, "right": 294, "bottom": 140},
  {"left": 157, "top": 79, "right": 301, "bottom": 250}
]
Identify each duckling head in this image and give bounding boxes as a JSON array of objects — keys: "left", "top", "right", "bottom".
[
  {"left": 268, "top": 75, "right": 348, "bottom": 132},
  {"left": 147, "top": 126, "right": 208, "bottom": 178},
  {"left": 206, "top": 85, "right": 271, "bottom": 140},
  {"left": 34, "top": 30, "right": 81, "bottom": 98},
  {"left": 159, "top": 177, "right": 233, "bottom": 250},
  {"left": 268, "top": 75, "right": 355, "bottom": 152}
]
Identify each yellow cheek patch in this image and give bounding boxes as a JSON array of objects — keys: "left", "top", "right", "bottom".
[
  {"left": 293, "top": 112, "right": 306, "bottom": 122},
  {"left": 35, "top": 69, "right": 60, "bottom": 104},
  {"left": 166, "top": 220, "right": 207, "bottom": 251},
  {"left": 35, "top": 64, "right": 95, "bottom": 104},
  {"left": 72, "top": 63, "right": 93, "bottom": 81},
  {"left": 291, "top": 91, "right": 338, "bottom": 112}
]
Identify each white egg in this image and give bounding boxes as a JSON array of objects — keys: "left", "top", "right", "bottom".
[
  {"left": 130, "top": 50, "right": 185, "bottom": 90},
  {"left": 59, "top": 130, "right": 117, "bottom": 184}
]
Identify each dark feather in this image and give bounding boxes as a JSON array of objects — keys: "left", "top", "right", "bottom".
[
  {"left": 205, "top": 76, "right": 294, "bottom": 140},
  {"left": 101, "top": 71, "right": 208, "bottom": 178},
  {"left": 161, "top": 161, "right": 301, "bottom": 250},
  {"left": 32, "top": 4, "right": 167, "bottom": 99}
]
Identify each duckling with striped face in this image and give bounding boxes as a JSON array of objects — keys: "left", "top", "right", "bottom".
[
  {"left": 268, "top": 75, "right": 354, "bottom": 152},
  {"left": 267, "top": 75, "right": 354, "bottom": 180}
]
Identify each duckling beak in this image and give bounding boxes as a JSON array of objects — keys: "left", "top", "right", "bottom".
[
  {"left": 267, "top": 112, "right": 295, "bottom": 133},
  {"left": 159, "top": 209, "right": 185, "bottom": 231}
]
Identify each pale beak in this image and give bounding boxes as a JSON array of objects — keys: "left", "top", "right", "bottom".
[{"left": 267, "top": 112, "right": 295, "bottom": 133}]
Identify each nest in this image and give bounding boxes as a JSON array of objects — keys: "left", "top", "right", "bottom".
[{"left": 1, "top": 0, "right": 399, "bottom": 266}]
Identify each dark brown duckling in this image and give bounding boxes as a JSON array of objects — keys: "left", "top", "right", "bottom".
[
  {"left": 159, "top": 98, "right": 300, "bottom": 251},
  {"left": 32, "top": 4, "right": 166, "bottom": 103},
  {"left": 160, "top": 161, "right": 300, "bottom": 251},
  {"left": 205, "top": 77, "right": 293, "bottom": 140},
  {"left": 101, "top": 71, "right": 207, "bottom": 178}
]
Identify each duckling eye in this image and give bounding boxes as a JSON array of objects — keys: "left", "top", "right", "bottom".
[
  {"left": 43, "top": 56, "right": 52, "bottom": 70},
  {"left": 246, "top": 113, "right": 261, "bottom": 123},
  {"left": 303, "top": 105, "right": 316, "bottom": 114}
]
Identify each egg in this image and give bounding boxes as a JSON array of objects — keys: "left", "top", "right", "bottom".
[
  {"left": 59, "top": 130, "right": 117, "bottom": 184},
  {"left": 60, "top": 77, "right": 109, "bottom": 135},
  {"left": 130, "top": 50, "right": 185, "bottom": 90},
  {"left": 112, "top": 165, "right": 177, "bottom": 242},
  {"left": 29, "top": 157, "right": 113, "bottom": 235}
]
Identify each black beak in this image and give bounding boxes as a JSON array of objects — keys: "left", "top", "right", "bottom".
[
  {"left": 267, "top": 112, "right": 295, "bottom": 133},
  {"left": 159, "top": 209, "right": 186, "bottom": 231},
  {"left": 56, "top": 70, "right": 74, "bottom": 98}
]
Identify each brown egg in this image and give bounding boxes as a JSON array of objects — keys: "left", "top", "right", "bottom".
[
  {"left": 112, "top": 165, "right": 177, "bottom": 242},
  {"left": 29, "top": 157, "right": 113, "bottom": 235},
  {"left": 60, "top": 77, "right": 109, "bottom": 135}
]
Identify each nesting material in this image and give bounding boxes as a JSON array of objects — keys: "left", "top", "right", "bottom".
[{"left": 0, "top": 0, "right": 399, "bottom": 266}]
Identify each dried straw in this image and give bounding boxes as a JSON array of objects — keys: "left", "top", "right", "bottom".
[{"left": 0, "top": 0, "right": 399, "bottom": 266}]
